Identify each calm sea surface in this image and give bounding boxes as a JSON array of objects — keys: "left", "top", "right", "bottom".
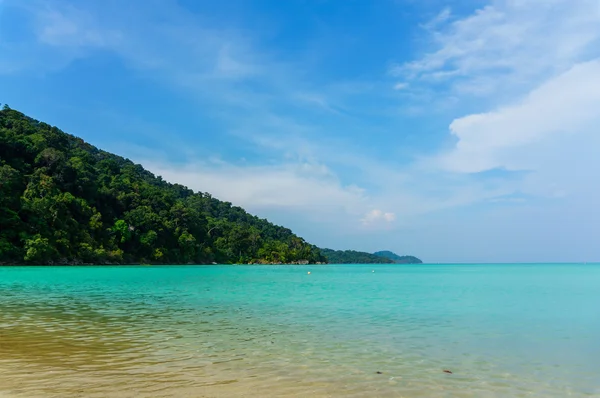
[{"left": 0, "top": 264, "right": 599, "bottom": 397}]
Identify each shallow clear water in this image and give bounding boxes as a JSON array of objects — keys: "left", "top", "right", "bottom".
[{"left": 0, "top": 264, "right": 599, "bottom": 397}]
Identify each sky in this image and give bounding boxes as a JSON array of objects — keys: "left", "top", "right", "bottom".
[{"left": 1, "top": 0, "right": 599, "bottom": 263}]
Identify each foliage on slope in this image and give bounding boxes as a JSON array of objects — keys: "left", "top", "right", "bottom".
[
  {"left": 322, "top": 249, "right": 423, "bottom": 264},
  {"left": 0, "top": 105, "right": 325, "bottom": 265},
  {"left": 320, "top": 248, "right": 394, "bottom": 264},
  {"left": 373, "top": 251, "right": 423, "bottom": 264}
]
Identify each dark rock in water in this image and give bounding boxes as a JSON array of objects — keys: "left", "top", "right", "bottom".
[
  {"left": 443, "top": 370, "right": 453, "bottom": 374},
  {"left": 376, "top": 371, "right": 383, "bottom": 374}
]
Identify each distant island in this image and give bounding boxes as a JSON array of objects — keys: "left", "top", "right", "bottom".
[
  {"left": 0, "top": 105, "right": 421, "bottom": 266},
  {"left": 322, "top": 249, "right": 422, "bottom": 264},
  {"left": 373, "top": 250, "right": 422, "bottom": 264}
]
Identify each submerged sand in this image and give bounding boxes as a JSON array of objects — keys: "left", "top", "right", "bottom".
[{"left": 2, "top": 264, "right": 598, "bottom": 397}]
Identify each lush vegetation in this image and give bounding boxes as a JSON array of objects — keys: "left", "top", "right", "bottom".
[
  {"left": 373, "top": 251, "right": 422, "bottom": 264},
  {"left": 0, "top": 106, "right": 326, "bottom": 265},
  {"left": 321, "top": 248, "right": 394, "bottom": 264},
  {"left": 322, "top": 249, "right": 422, "bottom": 264}
]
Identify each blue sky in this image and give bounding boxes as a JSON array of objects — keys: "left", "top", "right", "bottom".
[{"left": 1, "top": 0, "right": 599, "bottom": 262}]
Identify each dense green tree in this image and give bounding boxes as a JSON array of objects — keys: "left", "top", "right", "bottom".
[
  {"left": 0, "top": 106, "right": 326, "bottom": 265},
  {"left": 321, "top": 249, "right": 422, "bottom": 264},
  {"left": 320, "top": 249, "right": 394, "bottom": 264},
  {"left": 373, "top": 251, "right": 422, "bottom": 264}
]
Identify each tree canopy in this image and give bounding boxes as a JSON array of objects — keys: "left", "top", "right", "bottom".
[
  {"left": 322, "top": 249, "right": 422, "bottom": 264},
  {"left": 373, "top": 251, "right": 422, "bottom": 264},
  {"left": 0, "top": 105, "right": 326, "bottom": 265},
  {"left": 321, "top": 249, "right": 394, "bottom": 264}
]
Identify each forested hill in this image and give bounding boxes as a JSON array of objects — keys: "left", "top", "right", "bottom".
[
  {"left": 322, "top": 248, "right": 422, "bottom": 264},
  {"left": 373, "top": 251, "right": 422, "bottom": 264},
  {"left": 321, "top": 249, "right": 394, "bottom": 264},
  {"left": 0, "top": 106, "right": 326, "bottom": 265}
]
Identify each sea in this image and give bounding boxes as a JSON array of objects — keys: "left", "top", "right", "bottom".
[{"left": 0, "top": 264, "right": 598, "bottom": 397}]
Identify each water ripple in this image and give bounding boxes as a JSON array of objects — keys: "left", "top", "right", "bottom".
[{"left": 1, "top": 264, "right": 599, "bottom": 397}]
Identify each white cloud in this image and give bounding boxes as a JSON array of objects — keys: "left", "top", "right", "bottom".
[
  {"left": 361, "top": 209, "right": 396, "bottom": 225},
  {"left": 214, "top": 43, "right": 261, "bottom": 79},
  {"left": 378, "top": 0, "right": 600, "bottom": 261},
  {"left": 421, "top": 7, "right": 452, "bottom": 30},
  {"left": 9, "top": 0, "right": 265, "bottom": 87},
  {"left": 138, "top": 159, "right": 375, "bottom": 225},
  {"left": 394, "top": 0, "right": 600, "bottom": 206},
  {"left": 393, "top": 82, "right": 408, "bottom": 90},
  {"left": 35, "top": 6, "right": 115, "bottom": 48},
  {"left": 438, "top": 60, "right": 600, "bottom": 174},
  {"left": 394, "top": 0, "right": 600, "bottom": 96}
]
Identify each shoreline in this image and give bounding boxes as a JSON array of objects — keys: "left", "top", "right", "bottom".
[{"left": 0, "top": 262, "right": 327, "bottom": 267}]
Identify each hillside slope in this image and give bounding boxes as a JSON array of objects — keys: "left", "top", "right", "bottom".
[
  {"left": 373, "top": 251, "right": 422, "bottom": 264},
  {"left": 0, "top": 106, "right": 325, "bottom": 265},
  {"left": 321, "top": 249, "right": 394, "bottom": 264},
  {"left": 323, "top": 249, "right": 422, "bottom": 264}
]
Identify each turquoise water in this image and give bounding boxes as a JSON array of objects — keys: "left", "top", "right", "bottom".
[{"left": 0, "top": 264, "right": 599, "bottom": 397}]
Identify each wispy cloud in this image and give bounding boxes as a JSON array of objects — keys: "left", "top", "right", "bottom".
[
  {"left": 139, "top": 158, "right": 371, "bottom": 224},
  {"left": 21, "top": 0, "right": 529, "bottom": 230},
  {"left": 392, "top": 0, "right": 600, "bottom": 97},
  {"left": 393, "top": 82, "right": 408, "bottom": 90},
  {"left": 420, "top": 7, "right": 451, "bottom": 30},
  {"left": 389, "top": 0, "right": 600, "bottom": 201},
  {"left": 438, "top": 60, "right": 600, "bottom": 175},
  {"left": 35, "top": 5, "right": 115, "bottom": 48},
  {"left": 361, "top": 209, "right": 396, "bottom": 226},
  {"left": 14, "top": 0, "right": 419, "bottom": 232},
  {"left": 6, "top": 0, "right": 270, "bottom": 95},
  {"left": 405, "top": 2, "right": 600, "bottom": 206}
]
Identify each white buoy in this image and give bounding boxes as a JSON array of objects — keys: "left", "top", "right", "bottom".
[{"left": 307, "top": 271, "right": 311, "bottom": 275}]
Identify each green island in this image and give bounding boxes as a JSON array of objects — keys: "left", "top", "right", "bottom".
[
  {"left": 373, "top": 250, "right": 422, "bottom": 264},
  {"left": 0, "top": 105, "right": 421, "bottom": 265},
  {"left": 321, "top": 249, "right": 422, "bottom": 264}
]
